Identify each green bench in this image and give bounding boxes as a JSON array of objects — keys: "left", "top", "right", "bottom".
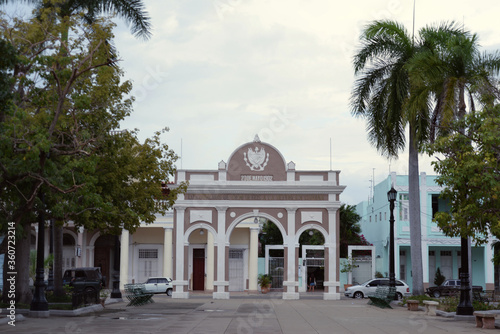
[
  {"left": 124, "top": 283, "right": 154, "bottom": 307},
  {"left": 368, "top": 286, "right": 396, "bottom": 309}
]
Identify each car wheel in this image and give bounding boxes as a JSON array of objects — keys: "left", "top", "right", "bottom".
[
  {"left": 433, "top": 291, "right": 441, "bottom": 298},
  {"left": 353, "top": 291, "right": 364, "bottom": 299},
  {"left": 166, "top": 289, "right": 172, "bottom": 296},
  {"left": 396, "top": 292, "right": 403, "bottom": 301}
]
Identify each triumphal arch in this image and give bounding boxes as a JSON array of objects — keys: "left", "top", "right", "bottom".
[{"left": 170, "top": 136, "right": 345, "bottom": 300}]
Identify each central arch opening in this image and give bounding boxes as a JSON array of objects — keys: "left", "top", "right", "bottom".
[
  {"left": 226, "top": 216, "right": 286, "bottom": 292},
  {"left": 299, "top": 229, "right": 325, "bottom": 292}
]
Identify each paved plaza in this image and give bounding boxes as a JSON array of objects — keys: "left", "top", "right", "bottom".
[{"left": 1, "top": 293, "right": 495, "bottom": 334}]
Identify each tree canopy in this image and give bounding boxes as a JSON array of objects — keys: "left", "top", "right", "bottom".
[
  {"left": 427, "top": 105, "right": 500, "bottom": 244},
  {"left": 0, "top": 7, "right": 184, "bottom": 303},
  {"left": 339, "top": 204, "right": 370, "bottom": 258}
]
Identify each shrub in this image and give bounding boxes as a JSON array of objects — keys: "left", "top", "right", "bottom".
[
  {"left": 434, "top": 267, "right": 446, "bottom": 286},
  {"left": 472, "top": 300, "right": 497, "bottom": 311},
  {"left": 439, "top": 295, "right": 459, "bottom": 312}
]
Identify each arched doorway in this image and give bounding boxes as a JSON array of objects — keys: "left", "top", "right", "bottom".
[
  {"left": 94, "top": 234, "right": 115, "bottom": 288},
  {"left": 188, "top": 228, "right": 207, "bottom": 291},
  {"left": 260, "top": 219, "right": 285, "bottom": 290},
  {"left": 299, "top": 228, "right": 325, "bottom": 292}
]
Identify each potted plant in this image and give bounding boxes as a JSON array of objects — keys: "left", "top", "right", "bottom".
[
  {"left": 99, "top": 289, "right": 110, "bottom": 307},
  {"left": 341, "top": 256, "right": 358, "bottom": 290},
  {"left": 257, "top": 274, "right": 272, "bottom": 294}
]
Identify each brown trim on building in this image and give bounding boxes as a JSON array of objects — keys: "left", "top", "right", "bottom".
[{"left": 185, "top": 193, "right": 328, "bottom": 201}]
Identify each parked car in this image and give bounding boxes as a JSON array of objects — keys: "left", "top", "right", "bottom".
[
  {"left": 142, "top": 277, "right": 173, "bottom": 296},
  {"left": 62, "top": 267, "right": 105, "bottom": 293},
  {"left": 426, "top": 279, "right": 483, "bottom": 298},
  {"left": 344, "top": 278, "right": 411, "bottom": 300}
]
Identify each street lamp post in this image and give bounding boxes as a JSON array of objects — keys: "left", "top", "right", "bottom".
[
  {"left": 30, "top": 192, "right": 49, "bottom": 316},
  {"left": 456, "top": 236, "right": 473, "bottom": 315},
  {"left": 387, "top": 187, "right": 397, "bottom": 297}
]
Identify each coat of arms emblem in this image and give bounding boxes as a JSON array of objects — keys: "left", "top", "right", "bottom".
[{"left": 244, "top": 146, "right": 269, "bottom": 171}]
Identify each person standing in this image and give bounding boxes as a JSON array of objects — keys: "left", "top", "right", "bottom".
[{"left": 308, "top": 274, "right": 316, "bottom": 292}]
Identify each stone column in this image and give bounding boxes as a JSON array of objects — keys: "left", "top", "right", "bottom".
[
  {"left": 173, "top": 207, "right": 189, "bottom": 298},
  {"left": 213, "top": 206, "right": 229, "bottom": 299},
  {"left": 283, "top": 207, "right": 299, "bottom": 299},
  {"left": 119, "top": 229, "right": 129, "bottom": 291},
  {"left": 248, "top": 226, "right": 259, "bottom": 292},
  {"left": 163, "top": 227, "right": 173, "bottom": 278},
  {"left": 324, "top": 207, "right": 340, "bottom": 300},
  {"left": 422, "top": 242, "right": 429, "bottom": 289},
  {"left": 485, "top": 239, "right": 495, "bottom": 290},
  {"left": 206, "top": 231, "right": 215, "bottom": 292}
]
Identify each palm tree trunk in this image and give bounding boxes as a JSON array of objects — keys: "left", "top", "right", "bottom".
[{"left": 408, "top": 124, "right": 424, "bottom": 295}]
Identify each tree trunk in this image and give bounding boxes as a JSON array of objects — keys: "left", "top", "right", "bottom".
[
  {"left": 408, "top": 124, "right": 424, "bottom": 295},
  {"left": 15, "top": 232, "right": 33, "bottom": 304},
  {"left": 53, "top": 223, "right": 64, "bottom": 297}
]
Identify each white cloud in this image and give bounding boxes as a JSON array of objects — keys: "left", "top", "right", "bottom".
[
  {"left": 113, "top": 0, "right": 500, "bottom": 205},
  {"left": 4, "top": 0, "right": 498, "bottom": 205}
]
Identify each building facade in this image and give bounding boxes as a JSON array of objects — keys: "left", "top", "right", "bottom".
[
  {"left": 26, "top": 136, "right": 345, "bottom": 300},
  {"left": 355, "top": 172, "right": 496, "bottom": 291}
]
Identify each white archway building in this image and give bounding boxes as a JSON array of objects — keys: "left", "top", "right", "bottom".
[{"left": 165, "top": 136, "right": 346, "bottom": 300}]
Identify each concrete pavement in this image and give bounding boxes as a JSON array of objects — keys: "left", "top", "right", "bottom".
[{"left": 0, "top": 293, "right": 493, "bottom": 334}]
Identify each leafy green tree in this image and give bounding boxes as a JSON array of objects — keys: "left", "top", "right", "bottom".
[
  {"left": 1, "top": 0, "right": 151, "bottom": 300},
  {"left": 0, "top": 9, "right": 184, "bottom": 303},
  {"left": 339, "top": 204, "right": 368, "bottom": 258},
  {"left": 352, "top": 21, "right": 454, "bottom": 295},
  {"left": 258, "top": 220, "right": 283, "bottom": 257},
  {"left": 427, "top": 105, "right": 500, "bottom": 244},
  {"left": 0, "top": 0, "right": 151, "bottom": 39}
]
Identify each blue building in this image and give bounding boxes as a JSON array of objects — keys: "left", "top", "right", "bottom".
[{"left": 356, "top": 172, "right": 495, "bottom": 292}]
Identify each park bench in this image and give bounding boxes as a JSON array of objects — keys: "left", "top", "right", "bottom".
[
  {"left": 368, "top": 286, "right": 396, "bottom": 309},
  {"left": 124, "top": 283, "right": 154, "bottom": 307},
  {"left": 474, "top": 311, "right": 498, "bottom": 329},
  {"left": 406, "top": 299, "right": 419, "bottom": 311},
  {"left": 423, "top": 300, "right": 439, "bottom": 316}
]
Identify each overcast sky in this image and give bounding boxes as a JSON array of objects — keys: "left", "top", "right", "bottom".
[{"left": 4, "top": 0, "right": 500, "bottom": 205}]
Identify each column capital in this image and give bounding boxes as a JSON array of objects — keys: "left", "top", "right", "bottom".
[
  {"left": 175, "top": 206, "right": 187, "bottom": 212},
  {"left": 215, "top": 206, "right": 228, "bottom": 212},
  {"left": 286, "top": 207, "right": 298, "bottom": 213},
  {"left": 326, "top": 207, "right": 337, "bottom": 212},
  {"left": 163, "top": 226, "right": 174, "bottom": 231}
]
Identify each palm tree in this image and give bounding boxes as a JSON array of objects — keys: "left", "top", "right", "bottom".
[
  {"left": 409, "top": 27, "right": 500, "bottom": 312},
  {"left": 351, "top": 20, "right": 463, "bottom": 295},
  {"left": 339, "top": 204, "right": 364, "bottom": 258},
  {"left": 408, "top": 29, "right": 500, "bottom": 136},
  {"left": 0, "top": 0, "right": 151, "bottom": 39}
]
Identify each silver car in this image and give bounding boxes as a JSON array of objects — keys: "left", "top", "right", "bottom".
[
  {"left": 143, "top": 277, "right": 173, "bottom": 296},
  {"left": 344, "top": 278, "right": 410, "bottom": 300}
]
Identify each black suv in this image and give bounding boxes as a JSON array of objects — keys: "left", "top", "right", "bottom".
[{"left": 62, "top": 267, "right": 105, "bottom": 293}]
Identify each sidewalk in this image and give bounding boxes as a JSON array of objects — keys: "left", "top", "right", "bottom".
[{"left": 0, "top": 294, "right": 494, "bottom": 334}]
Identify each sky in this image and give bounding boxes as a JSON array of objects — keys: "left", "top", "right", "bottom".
[{"left": 4, "top": 0, "right": 500, "bottom": 205}]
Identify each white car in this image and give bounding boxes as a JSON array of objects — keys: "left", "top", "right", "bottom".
[
  {"left": 344, "top": 278, "right": 411, "bottom": 300},
  {"left": 143, "top": 277, "right": 173, "bottom": 296}
]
